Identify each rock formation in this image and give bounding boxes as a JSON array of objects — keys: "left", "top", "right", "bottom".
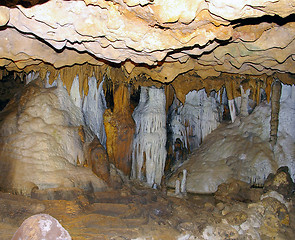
[
  {"left": 104, "top": 83, "right": 135, "bottom": 176},
  {"left": 0, "top": 2, "right": 294, "bottom": 240},
  {"left": 86, "top": 136, "right": 110, "bottom": 185},
  {"left": 0, "top": 0, "right": 294, "bottom": 195},
  {"left": 0, "top": 0, "right": 294, "bottom": 81},
  {"left": 0, "top": 78, "right": 107, "bottom": 195},
  {"left": 168, "top": 83, "right": 295, "bottom": 193},
  {"left": 264, "top": 166, "right": 294, "bottom": 199},
  {"left": 132, "top": 86, "right": 167, "bottom": 187}
]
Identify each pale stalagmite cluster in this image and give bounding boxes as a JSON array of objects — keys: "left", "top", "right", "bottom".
[
  {"left": 0, "top": 0, "right": 294, "bottom": 192},
  {"left": 0, "top": 77, "right": 107, "bottom": 195},
  {"left": 0, "top": 1, "right": 295, "bottom": 240}
]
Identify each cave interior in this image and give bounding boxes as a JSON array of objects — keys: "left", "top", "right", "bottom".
[{"left": 0, "top": 0, "right": 295, "bottom": 239}]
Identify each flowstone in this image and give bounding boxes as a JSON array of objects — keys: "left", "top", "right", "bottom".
[{"left": 0, "top": 79, "right": 106, "bottom": 195}]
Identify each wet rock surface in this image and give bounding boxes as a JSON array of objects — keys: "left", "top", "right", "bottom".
[{"left": 0, "top": 180, "right": 294, "bottom": 240}]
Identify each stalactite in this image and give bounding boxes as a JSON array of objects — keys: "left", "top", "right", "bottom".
[
  {"left": 270, "top": 78, "right": 282, "bottom": 147},
  {"left": 70, "top": 75, "right": 82, "bottom": 109},
  {"left": 165, "top": 84, "right": 175, "bottom": 112},
  {"left": 228, "top": 99, "right": 236, "bottom": 123},
  {"left": 132, "top": 86, "right": 167, "bottom": 186},
  {"left": 255, "top": 81, "right": 261, "bottom": 105},
  {"left": 104, "top": 83, "right": 135, "bottom": 176},
  {"left": 83, "top": 76, "right": 107, "bottom": 147},
  {"left": 240, "top": 85, "right": 250, "bottom": 117},
  {"left": 25, "top": 71, "right": 39, "bottom": 84},
  {"left": 167, "top": 88, "right": 221, "bottom": 169},
  {"left": 225, "top": 80, "right": 237, "bottom": 123},
  {"left": 265, "top": 76, "right": 273, "bottom": 103},
  {"left": 0, "top": 68, "right": 8, "bottom": 80}
]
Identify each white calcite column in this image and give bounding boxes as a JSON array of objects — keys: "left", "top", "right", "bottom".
[
  {"left": 82, "top": 76, "right": 107, "bottom": 147},
  {"left": 240, "top": 85, "right": 250, "bottom": 117},
  {"left": 180, "top": 169, "right": 187, "bottom": 194},
  {"left": 132, "top": 86, "right": 167, "bottom": 186},
  {"left": 274, "top": 83, "right": 295, "bottom": 181},
  {"left": 70, "top": 75, "right": 82, "bottom": 109},
  {"left": 228, "top": 99, "right": 236, "bottom": 123},
  {"left": 169, "top": 89, "right": 222, "bottom": 152}
]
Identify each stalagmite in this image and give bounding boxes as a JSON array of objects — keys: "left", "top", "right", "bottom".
[
  {"left": 175, "top": 179, "right": 180, "bottom": 195},
  {"left": 132, "top": 86, "right": 167, "bottom": 186},
  {"left": 86, "top": 136, "right": 110, "bottom": 184},
  {"left": 0, "top": 77, "right": 107, "bottom": 194},
  {"left": 169, "top": 89, "right": 221, "bottom": 155},
  {"left": 240, "top": 85, "right": 250, "bottom": 117},
  {"left": 228, "top": 99, "right": 236, "bottom": 123},
  {"left": 180, "top": 169, "right": 187, "bottom": 194},
  {"left": 270, "top": 79, "right": 282, "bottom": 147}
]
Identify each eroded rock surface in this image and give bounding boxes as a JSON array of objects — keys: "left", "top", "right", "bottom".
[{"left": 0, "top": 0, "right": 294, "bottom": 82}]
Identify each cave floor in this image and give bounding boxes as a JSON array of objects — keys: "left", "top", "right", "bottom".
[{"left": 0, "top": 181, "right": 294, "bottom": 240}]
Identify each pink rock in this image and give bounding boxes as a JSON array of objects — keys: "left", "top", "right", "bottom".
[{"left": 11, "top": 214, "right": 71, "bottom": 240}]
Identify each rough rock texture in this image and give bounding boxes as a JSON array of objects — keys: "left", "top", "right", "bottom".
[
  {"left": 0, "top": 0, "right": 294, "bottom": 83},
  {"left": 11, "top": 214, "right": 72, "bottom": 240},
  {"left": 0, "top": 79, "right": 106, "bottom": 195},
  {"left": 0, "top": 179, "right": 294, "bottom": 240},
  {"left": 264, "top": 166, "right": 294, "bottom": 199},
  {"left": 204, "top": 194, "right": 292, "bottom": 240},
  {"left": 215, "top": 178, "right": 263, "bottom": 203},
  {"left": 86, "top": 136, "right": 110, "bottom": 185}
]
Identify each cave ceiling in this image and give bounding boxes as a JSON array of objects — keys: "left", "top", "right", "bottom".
[{"left": 0, "top": 0, "right": 295, "bottom": 85}]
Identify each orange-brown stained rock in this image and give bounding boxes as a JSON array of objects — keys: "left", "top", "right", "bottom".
[
  {"left": 165, "top": 84, "right": 175, "bottom": 112},
  {"left": 104, "top": 83, "right": 135, "bottom": 176},
  {"left": 86, "top": 136, "right": 110, "bottom": 184}
]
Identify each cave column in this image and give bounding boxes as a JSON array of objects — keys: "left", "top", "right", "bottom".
[
  {"left": 132, "top": 86, "right": 167, "bottom": 187},
  {"left": 240, "top": 85, "right": 250, "bottom": 117},
  {"left": 104, "top": 82, "right": 135, "bottom": 176}
]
